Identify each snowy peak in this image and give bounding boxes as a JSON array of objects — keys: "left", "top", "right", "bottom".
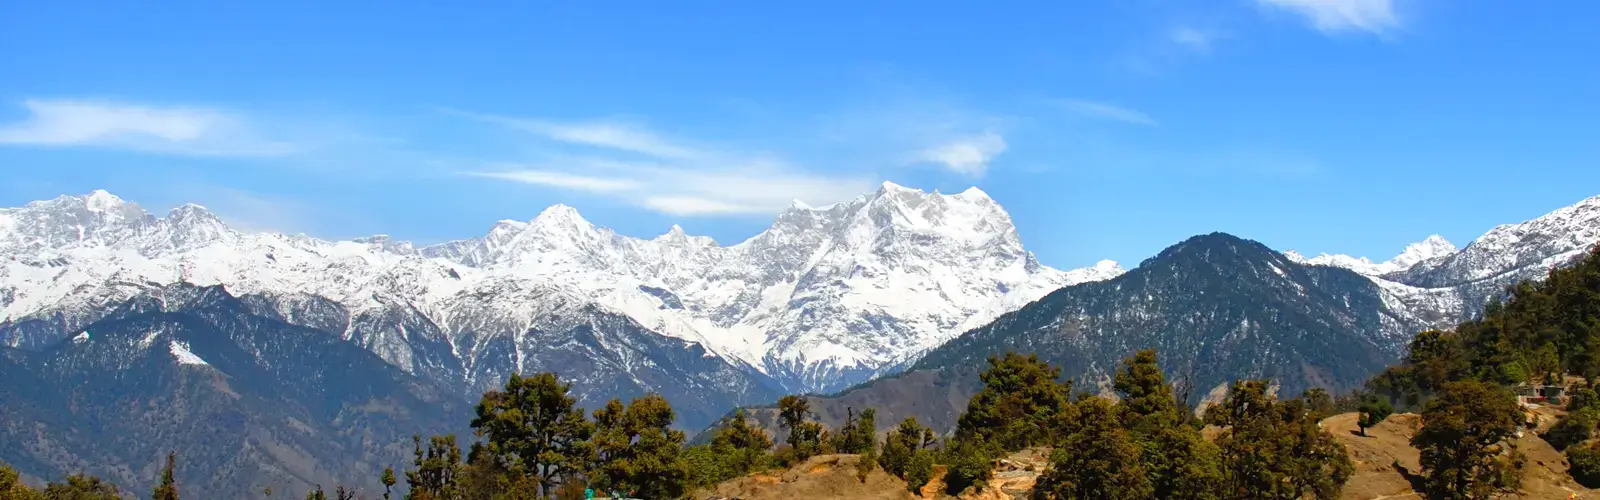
[
  {"left": 1391, "top": 235, "right": 1457, "bottom": 269},
  {"left": 1286, "top": 234, "right": 1458, "bottom": 277},
  {"left": 1, "top": 183, "right": 1119, "bottom": 393},
  {"left": 1395, "top": 194, "right": 1600, "bottom": 288}
]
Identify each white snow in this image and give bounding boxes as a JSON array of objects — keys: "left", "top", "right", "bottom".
[
  {"left": 0, "top": 184, "right": 1125, "bottom": 392},
  {"left": 1286, "top": 234, "right": 1458, "bottom": 276},
  {"left": 169, "top": 340, "right": 207, "bottom": 366}
]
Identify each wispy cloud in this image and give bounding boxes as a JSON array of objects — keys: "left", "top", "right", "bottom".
[
  {"left": 1121, "top": 25, "right": 1224, "bottom": 76},
  {"left": 1255, "top": 0, "right": 1399, "bottom": 35},
  {"left": 458, "top": 112, "right": 701, "bottom": 159},
  {"left": 917, "top": 132, "right": 1007, "bottom": 176},
  {"left": 0, "top": 99, "right": 296, "bottom": 157},
  {"left": 460, "top": 114, "right": 876, "bottom": 216},
  {"left": 1168, "top": 27, "right": 1218, "bottom": 53},
  {"left": 465, "top": 168, "right": 643, "bottom": 193},
  {"left": 1053, "top": 99, "right": 1158, "bottom": 126}
]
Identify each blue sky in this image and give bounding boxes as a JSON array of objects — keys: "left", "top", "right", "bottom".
[{"left": 1, "top": 1, "right": 1595, "bottom": 270}]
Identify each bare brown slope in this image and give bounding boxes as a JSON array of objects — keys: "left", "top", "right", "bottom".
[
  {"left": 694, "top": 454, "right": 917, "bottom": 500},
  {"left": 1322, "top": 412, "right": 1591, "bottom": 499}
]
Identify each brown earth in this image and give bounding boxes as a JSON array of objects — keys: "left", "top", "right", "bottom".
[
  {"left": 1323, "top": 411, "right": 1592, "bottom": 499},
  {"left": 703, "top": 411, "right": 1594, "bottom": 499},
  {"left": 695, "top": 454, "right": 919, "bottom": 500}
]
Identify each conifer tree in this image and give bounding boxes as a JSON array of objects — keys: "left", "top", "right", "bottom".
[
  {"left": 1, "top": 462, "right": 41, "bottom": 500},
  {"left": 469, "top": 372, "right": 594, "bottom": 498},
  {"left": 777, "top": 395, "right": 824, "bottom": 460},
  {"left": 405, "top": 434, "right": 463, "bottom": 500},
  {"left": 588, "top": 394, "right": 688, "bottom": 499},
  {"left": 1034, "top": 396, "right": 1152, "bottom": 500},
  {"left": 879, "top": 417, "right": 932, "bottom": 479},
  {"left": 380, "top": 467, "right": 395, "bottom": 500},
  {"left": 1112, "top": 350, "right": 1220, "bottom": 500},
  {"left": 1413, "top": 380, "right": 1525, "bottom": 499},
  {"left": 150, "top": 451, "right": 178, "bottom": 500},
  {"left": 41, "top": 473, "right": 121, "bottom": 500},
  {"left": 1207, "top": 380, "right": 1351, "bottom": 500},
  {"left": 955, "top": 352, "right": 1071, "bottom": 452}
]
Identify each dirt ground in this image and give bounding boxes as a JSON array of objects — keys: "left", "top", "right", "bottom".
[
  {"left": 695, "top": 454, "right": 920, "bottom": 500},
  {"left": 1323, "top": 411, "right": 1592, "bottom": 499},
  {"left": 701, "top": 411, "right": 1593, "bottom": 499}
]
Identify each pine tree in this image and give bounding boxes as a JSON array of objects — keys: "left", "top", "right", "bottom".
[
  {"left": 879, "top": 417, "right": 931, "bottom": 479},
  {"left": 1207, "top": 380, "right": 1351, "bottom": 500},
  {"left": 1112, "top": 349, "right": 1221, "bottom": 500},
  {"left": 379, "top": 467, "right": 395, "bottom": 500},
  {"left": 955, "top": 352, "right": 1072, "bottom": 452},
  {"left": 41, "top": 473, "right": 121, "bottom": 500},
  {"left": 1413, "top": 380, "right": 1524, "bottom": 499},
  {"left": 1033, "top": 396, "right": 1152, "bottom": 500},
  {"left": 1, "top": 461, "right": 41, "bottom": 500},
  {"left": 777, "top": 395, "right": 824, "bottom": 460},
  {"left": 469, "top": 372, "right": 594, "bottom": 498},
  {"left": 588, "top": 394, "right": 689, "bottom": 499},
  {"left": 404, "top": 434, "right": 463, "bottom": 500},
  {"left": 903, "top": 451, "right": 934, "bottom": 493},
  {"left": 942, "top": 438, "right": 994, "bottom": 495},
  {"left": 304, "top": 486, "right": 325, "bottom": 500},
  {"left": 150, "top": 451, "right": 178, "bottom": 500}
]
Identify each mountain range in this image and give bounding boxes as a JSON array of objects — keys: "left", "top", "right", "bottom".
[
  {"left": 2, "top": 185, "right": 1597, "bottom": 496},
  {"left": 725, "top": 194, "right": 1600, "bottom": 440}
]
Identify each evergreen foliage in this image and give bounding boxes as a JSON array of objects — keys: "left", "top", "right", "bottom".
[
  {"left": 149, "top": 452, "right": 177, "bottom": 500},
  {"left": 1206, "top": 381, "right": 1352, "bottom": 499},
  {"left": 1111, "top": 349, "right": 1221, "bottom": 500},
  {"left": 776, "top": 395, "right": 825, "bottom": 461},
  {"left": 955, "top": 352, "right": 1072, "bottom": 452},
  {"left": 1411, "top": 380, "right": 1525, "bottom": 499},
  {"left": 588, "top": 394, "right": 689, "bottom": 499},
  {"left": 41, "top": 474, "right": 123, "bottom": 500},
  {"left": 1370, "top": 246, "right": 1600, "bottom": 405},
  {"left": 830, "top": 407, "right": 877, "bottom": 455},
  {"left": 1356, "top": 396, "right": 1393, "bottom": 436},
  {"left": 1033, "top": 396, "right": 1152, "bottom": 500},
  {"left": 468, "top": 372, "right": 594, "bottom": 498}
]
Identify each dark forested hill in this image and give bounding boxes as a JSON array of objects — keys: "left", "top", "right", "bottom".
[
  {"left": 749, "top": 233, "right": 1421, "bottom": 437},
  {"left": 0, "top": 285, "right": 470, "bottom": 498}
]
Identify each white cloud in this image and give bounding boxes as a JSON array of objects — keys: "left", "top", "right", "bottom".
[
  {"left": 464, "top": 169, "right": 642, "bottom": 193},
  {"left": 641, "top": 196, "right": 752, "bottom": 216},
  {"left": 1168, "top": 27, "right": 1217, "bottom": 53},
  {"left": 464, "top": 117, "right": 876, "bottom": 217},
  {"left": 1054, "top": 99, "right": 1158, "bottom": 126},
  {"left": 454, "top": 111, "right": 700, "bottom": 159},
  {"left": 0, "top": 99, "right": 295, "bottom": 157},
  {"left": 917, "top": 132, "right": 1008, "bottom": 176},
  {"left": 1256, "top": 0, "right": 1399, "bottom": 34}
]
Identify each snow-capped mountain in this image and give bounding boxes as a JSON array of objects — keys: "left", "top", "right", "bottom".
[
  {"left": 1285, "top": 235, "right": 1458, "bottom": 277},
  {"left": 0, "top": 182, "right": 1121, "bottom": 394},
  {"left": 1287, "top": 194, "right": 1600, "bottom": 330}
]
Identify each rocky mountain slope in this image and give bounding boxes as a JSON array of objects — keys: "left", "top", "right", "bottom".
[
  {"left": 0, "top": 183, "right": 1119, "bottom": 397},
  {"left": 750, "top": 194, "right": 1600, "bottom": 438},
  {"left": 0, "top": 285, "right": 470, "bottom": 498}
]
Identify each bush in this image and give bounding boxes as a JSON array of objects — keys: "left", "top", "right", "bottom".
[
  {"left": 856, "top": 449, "right": 877, "bottom": 483},
  {"left": 941, "top": 439, "right": 992, "bottom": 495},
  {"left": 904, "top": 451, "right": 935, "bottom": 493},
  {"left": 1568, "top": 443, "right": 1600, "bottom": 488}
]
